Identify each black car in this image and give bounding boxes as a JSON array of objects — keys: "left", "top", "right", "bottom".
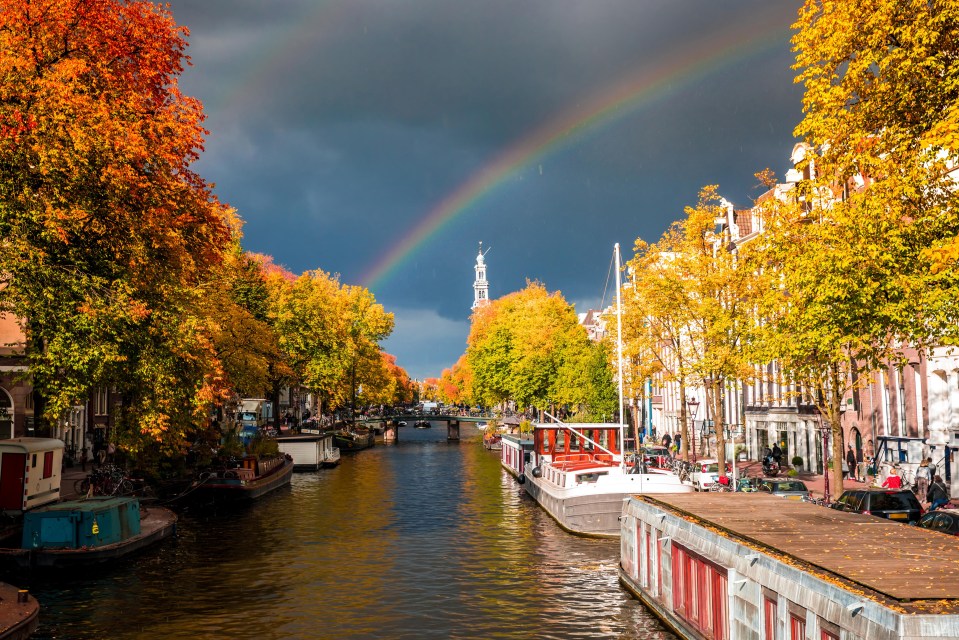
[
  {"left": 830, "top": 489, "right": 924, "bottom": 524},
  {"left": 918, "top": 509, "right": 959, "bottom": 536}
]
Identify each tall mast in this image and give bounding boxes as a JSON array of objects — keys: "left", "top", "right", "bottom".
[{"left": 615, "top": 243, "right": 625, "bottom": 460}]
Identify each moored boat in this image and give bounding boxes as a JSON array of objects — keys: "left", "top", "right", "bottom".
[
  {"left": 0, "top": 496, "right": 176, "bottom": 570},
  {"left": 620, "top": 493, "right": 959, "bottom": 640},
  {"left": 522, "top": 421, "right": 692, "bottom": 537},
  {"left": 191, "top": 454, "right": 294, "bottom": 504},
  {"left": 0, "top": 582, "right": 38, "bottom": 639},
  {"left": 413, "top": 420, "right": 431, "bottom": 429},
  {"left": 332, "top": 429, "right": 374, "bottom": 452},
  {"left": 276, "top": 432, "right": 340, "bottom": 470}
]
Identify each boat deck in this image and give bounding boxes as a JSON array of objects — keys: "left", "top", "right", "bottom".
[
  {"left": 642, "top": 493, "right": 959, "bottom": 610},
  {"left": 0, "top": 582, "right": 38, "bottom": 639}
]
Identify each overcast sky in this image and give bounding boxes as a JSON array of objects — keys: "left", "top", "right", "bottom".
[{"left": 166, "top": 0, "right": 804, "bottom": 380}]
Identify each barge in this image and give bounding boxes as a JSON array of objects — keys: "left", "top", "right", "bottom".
[
  {"left": 620, "top": 493, "right": 959, "bottom": 640},
  {"left": 0, "top": 582, "right": 38, "bottom": 639},
  {"left": 192, "top": 454, "right": 294, "bottom": 504},
  {"left": 0, "top": 496, "right": 176, "bottom": 570}
]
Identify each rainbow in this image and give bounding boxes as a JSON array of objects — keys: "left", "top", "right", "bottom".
[{"left": 361, "top": 11, "right": 792, "bottom": 290}]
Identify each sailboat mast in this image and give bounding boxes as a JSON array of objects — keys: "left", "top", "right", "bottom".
[{"left": 615, "top": 243, "right": 625, "bottom": 459}]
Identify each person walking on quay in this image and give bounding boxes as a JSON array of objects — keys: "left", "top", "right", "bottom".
[
  {"left": 80, "top": 447, "right": 88, "bottom": 472},
  {"left": 846, "top": 445, "right": 858, "bottom": 482},
  {"left": 915, "top": 457, "right": 932, "bottom": 500},
  {"left": 772, "top": 443, "right": 782, "bottom": 465},
  {"left": 928, "top": 475, "right": 950, "bottom": 511},
  {"left": 662, "top": 433, "right": 671, "bottom": 450}
]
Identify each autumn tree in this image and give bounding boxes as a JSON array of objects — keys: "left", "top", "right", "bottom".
[
  {"left": 0, "top": 0, "right": 233, "bottom": 451},
  {"left": 792, "top": 0, "right": 959, "bottom": 341},
  {"left": 624, "top": 236, "right": 699, "bottom": 460},
  {"left": 466, "top": 282, "right": 613, "bottom": 418}
]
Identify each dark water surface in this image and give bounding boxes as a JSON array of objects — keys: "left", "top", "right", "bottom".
[{"left": 19, "top": 425, "right": 676, "bottom": 639}]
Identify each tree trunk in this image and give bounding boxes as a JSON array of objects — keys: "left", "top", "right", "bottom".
[
  {"left": 829, "top": 381, "right": 845, "bottom": 501},
  {"left": 712, "top": 378, "right": 727, "bottom": 481}
]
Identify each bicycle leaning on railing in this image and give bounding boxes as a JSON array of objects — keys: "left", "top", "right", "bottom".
[{"left": 74, "top": 465, "right": 155, "bottom": 498}]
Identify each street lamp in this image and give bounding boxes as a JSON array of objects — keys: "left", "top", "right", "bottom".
[
  {"left": 687, "top": 397, "right": 700, "bottom": 463},
  {"left": 817, "top": 413, "right": 831, "bottom": 504}
]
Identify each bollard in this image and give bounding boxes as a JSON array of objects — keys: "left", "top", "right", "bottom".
[{"left": 17, "top": 589, "right": 28, "bottom": 603}]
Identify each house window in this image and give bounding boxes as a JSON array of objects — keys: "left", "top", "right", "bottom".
[
  {"left": 671, "top": 542, "right": 728, "bottom": 640},
  {"left": 95, "top": 386, "right": 109, "bottom": 416},
  {"left": 764, "top": 597, "right": 778, "bottom": 640},
  {"left": 789, "top": 613, "right": 805, "bottom": 640},
  {"left": 821, "top": 630, "right": 839, "bottom": 640}
]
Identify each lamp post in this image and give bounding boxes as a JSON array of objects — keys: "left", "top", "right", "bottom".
[
  {"left": 817, "top": 413, "right": 830, "bottom": 504},
  {"left": 687, "top": 397, "right": 700, "bottom": 463}
]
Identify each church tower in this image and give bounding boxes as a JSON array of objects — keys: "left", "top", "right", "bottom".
[{"left": 472, "top": 241, "right": 489, "bottom": 310}]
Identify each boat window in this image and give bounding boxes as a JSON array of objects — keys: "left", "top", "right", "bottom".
[
  {"left": 31, "top": 454, "right": 37, "bottom": 468},
  {"left": 43, "top": 451, "right": 53, "bottom": 479},
  {"left": 576, "top": 471, "right": 608, "bottom": 483}
]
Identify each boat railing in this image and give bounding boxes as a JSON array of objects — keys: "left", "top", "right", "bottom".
[{"left": 552, "top": 453, "right": 592, "bottom": 464}]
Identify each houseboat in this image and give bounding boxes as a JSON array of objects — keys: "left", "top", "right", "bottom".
[
  {"left": 192, "top": 454, "right": 294, "bottom": 504},
  {"left": 0, "top": 438, "right": 64, "bottom": 513},
  {"left": 276, "top": 432, "right": 340, "bottom": 470},
  {"left": 620, "top": 493, "right": 959, "bottom": 640},
  {"left": 333, "top": 429, "right": 374, "bottom": 452},
  {"left": 500, "top": 433, "right": 533, "bottom": 477},
  {"left": 522, "top": 421, "right": 692, "bottom": 537},
  {"left": 0, "top": 496, "right": 176, "bottom": 570},
  {"left": 0, "top": 582, "right": 38, "bottom": 639}
]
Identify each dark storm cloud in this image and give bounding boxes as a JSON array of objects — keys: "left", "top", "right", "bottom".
[{"left": 166, "top": 0, "right": 804, "bottom": 379}]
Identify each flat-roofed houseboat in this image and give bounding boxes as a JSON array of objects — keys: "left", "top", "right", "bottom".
[{"left": 620, "top": 493, "right": 959, "bottom": 640}]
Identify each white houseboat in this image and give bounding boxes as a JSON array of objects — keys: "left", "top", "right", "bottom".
[
  {"left": 276, "top": 432, "right": 340, "bottom": 471},
  {"left": 620, "top": 493, "right": 959, "bottom": 640},
  {"left": 522, "top": 421, "right": 691, "bottom": 537},
  {"left": 0, "top": 438, "right": 64, "bottom": 512}
]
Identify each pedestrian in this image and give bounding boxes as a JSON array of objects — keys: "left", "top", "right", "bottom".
[
  {"left": 846, "top": 445, "right": 858, "bottom": 482},
  {"left": 662, "top": 433, "right": 672, "bottom": 450},
  {"left": 882, "top": 466, "right": 903, "bottom": 489},
  {"left": 856, "top": 447, "right": 865, "bottom": 484},
  {"left": 674, "top": 433, "right": 682, "bottom": 451},
  {"left": 915, "top": 457, "right": 932, "bottom": 500},
  {"left": 772, "top": 443, "right": 782, "bottom": 465},
  {"left": 80, "top": 447, "right": 88, "bottom": 472},
  {"left": 928, "top": 475, "right": 950, "bottom": 511}
]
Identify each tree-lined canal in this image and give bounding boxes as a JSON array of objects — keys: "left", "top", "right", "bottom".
[{"left": 23, "top": 426, "right": 675, "bottom": 639}]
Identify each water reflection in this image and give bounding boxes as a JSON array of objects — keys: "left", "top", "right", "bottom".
[{"left": 19, "top": 425, "right": 674, "bottom": 639}]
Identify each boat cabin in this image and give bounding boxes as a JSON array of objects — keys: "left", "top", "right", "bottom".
[
  {"left": 22, "top": 497, "right": 140, "bottom": 550},
  {"left": 0, "top": 438, "right": 63, "bottom": 512},
  {"left": 532, "top": 423, "right": 622, "bottom": 468},
  {"left": 276, "top": 433, "right": 338, "bottom": 471},
  {"left": 500, "top": 433, "right": 533, "bottom": 478}
]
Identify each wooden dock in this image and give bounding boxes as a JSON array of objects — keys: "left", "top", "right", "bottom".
[{"left": 644, "top": 493, "right": 959, "bottom": 608}]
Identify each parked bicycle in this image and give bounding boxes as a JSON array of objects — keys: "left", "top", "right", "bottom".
[{"left": 74, "top": 465, "right": 153, "bottom": 498}]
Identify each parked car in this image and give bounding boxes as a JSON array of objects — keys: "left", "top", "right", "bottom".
[
  {"left": 691, "top": 459, "right": 731, "bottom": 491},
  {"left": 830, "top": 489, "right": 924, "bottom": 524},
  {"left": 758, "top": 479, "right": 810, "bottom": 500},
  {"left": 917, "top": 509, "right": 959, "bottom": 536}
]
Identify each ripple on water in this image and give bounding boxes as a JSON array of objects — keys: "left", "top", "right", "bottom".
[{"left": 20, "top": 430, "right": 675, "bottom": 639}]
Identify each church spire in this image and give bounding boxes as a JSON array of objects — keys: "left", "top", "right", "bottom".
[{"left": 472, "top": 241, "right": 489, "bottom": 310}]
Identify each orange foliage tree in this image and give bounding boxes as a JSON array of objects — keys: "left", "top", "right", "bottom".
[{"left": 0, "top": 1, "right": 232, "bottom": 451}]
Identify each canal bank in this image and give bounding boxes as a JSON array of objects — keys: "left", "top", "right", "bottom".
[{"left": 11, "top": 426, "right": 674, "bottom": 639}]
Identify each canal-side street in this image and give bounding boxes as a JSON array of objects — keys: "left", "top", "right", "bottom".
[{"left": 16, "top": 427, "right": 674, "bottom": 640}]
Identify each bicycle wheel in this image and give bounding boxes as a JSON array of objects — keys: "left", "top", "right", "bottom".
[
  {"left": 74, "top": 478, "right": 91, "bottom": 495},
  {"left": 117, "top": 480, "right": 134, "bottom": 496}
]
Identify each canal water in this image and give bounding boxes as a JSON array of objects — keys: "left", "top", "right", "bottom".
[{"left": 20, "top": 425, "right": 676, "bottom": 639}]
